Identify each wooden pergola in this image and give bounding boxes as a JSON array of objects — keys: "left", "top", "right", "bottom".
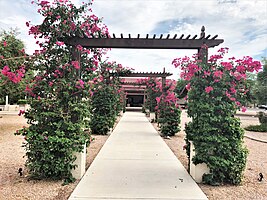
[
  {"left": 64, "top": 26, "right": 223, "bottom": 106},
  {"left": 119, "top": 69, "right": 172, "bottom": 88},
  {"left": 120, "top": 69, "right": 172, "bottom": 97},
  {"left": 65, "top": 26, "right": 223, "bottom": 51},
  {"left": 65, "top": 25, "right": 223, "bottom": 88}
]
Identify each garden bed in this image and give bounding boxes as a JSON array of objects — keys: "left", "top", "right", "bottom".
[
  {"left": 0, "top": 114, "right": 110, "bottom": 200},
  {"left": 159, "top": 111, "right": 267, "bottom": 200}
]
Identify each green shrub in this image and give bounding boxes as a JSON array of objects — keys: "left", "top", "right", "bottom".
[
  {"left": 17, "top": 99, "right": 27, "bottom": 105},
  {"left": 257, "top": 111, "right": 267, "bottom": 125},
  {"left": 173, "top": 47, "right": 261, "bottom": 185},
  {"left": 14, "top": 0, "right": 106, "bottom": 184},
  {"left": 157, "top": 99, "right": 181, "bottom": 137},
  {"left": 245, "top": 124, "right": 267, "bottom": 132}
]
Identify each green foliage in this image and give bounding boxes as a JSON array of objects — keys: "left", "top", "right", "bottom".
[
  {"left": 139, "top": 78, "right": 181, "bottom": 136},
  {"left": 16, "top": 117, "right": 88, "bottom": 183},
  {"left": 156, "top": 82, "right": 181, "bottom": 137},
  {"left": 17, "top": 99, "right": 27, "bottom": 105},
  {"left": 184, "top": 76, "right": 248, "bottom": 185},
  {"left": 257, "top": 111, "right": 267, "bottom": 125},
  {"left": 244, "top": 73, "right": 257, "bottom": 106},
  {"left": 0, "top": 29, "right": 34, "bottom": 104},
  {"left": 90, "top": 84, "right": 120, "bottom": 134},
  {"left": 143, "top": 79, "right": 161, "bottom": 112},
  {"left": 245, "top": 124, "right": 267, "bottom": 132},
  {"left": 14, "top": 0, "right": 109, "bottom": 183},
  {"left": 174, "top": 79, "right": 188, "bottom": 99},
  {"left": 255, "top": 58, "right": 267, "bottom": 105},
  {"left": 90, "top": 61, "right": 130, "bottom": 135},
  {"left": 174, "top": 48, "right": 256, "bottom": 185},
  {"left": 157, "top": 99, "right": 181, "bottom": 136},
  {"left": 185, "top": 111, "right": 248, "bottom": 185}
]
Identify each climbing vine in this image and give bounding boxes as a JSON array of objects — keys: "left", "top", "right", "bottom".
[
  {"left": 173, "top": 47, "right": 262, "bottom": 185},
  {"left": 90, "top": 62, "right": 132, "bottom": 134},
  {"left": 137, "top": 78, "right": 181, "bottom": 136},
  {"left": 9, "top": 0, "right": 110, "bottom": 183}
]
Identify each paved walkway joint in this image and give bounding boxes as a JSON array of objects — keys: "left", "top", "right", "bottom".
[{"left": 69, "top": 112, "right": 208, "bottom": 200}]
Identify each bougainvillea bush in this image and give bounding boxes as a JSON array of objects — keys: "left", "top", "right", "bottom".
[
  {"left": 137, "top": 78, "right": 181, "bottom": 137},
  {"left": 90, "top": 62, "right": 132, "bottom": 134},
  {"left": 136, "top": 78, "right": 161, "bottom": 112},
  {"left": 0, "top": 30, "right": 35, "bottom": 104},
  {"left": 8, "top": 0, "right": 111, "bottom": 183},
  {"left": 173, "top": 47, "right": 261, "bottom": 185},
  {"left": 156, "top": 80, "right": 181, "bottom": 137}
]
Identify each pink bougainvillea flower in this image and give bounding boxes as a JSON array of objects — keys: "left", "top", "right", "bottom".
[
  {"left": 3, "top": 41, "right": 7, "bottom": 47},
  {"left": 90, "top": 14, "right": 99, "bottom": 21},
  {"left": 156, "top": 97, "right": 161, "bottom": 104},
  {"left": 230, "top": 97, "right": 236, "bottom": 101},
  {"left": 93, "top": 60, "right": 98, "bottom": 67},
  {"left": 78, "top": 79, "right": 85, "bottom": 89},
  {"left": 72, "top": 61, "right": 80, "bottom": 69},
  {"left": 18, "top": 110, "right": 25, "bottom": 116},
  {"left": 213, "top": 70, "right": 223, "bottom": 79},
  {"left": 75, "top": 79, "right": 85, "bottom": 89},
  {"left": 229, "top": 57, "right": 235, "bottom": 60},
  {"left": 1, "top": 65, "right": 25, "bottom": 83},
  {"left": 56, "top": 41, "right": 64, "bottom": 46},
  {"left": 235, "top": 101, "right": 241, "bottom": 106},
  {"left": 40, "top": 1, "right": 49, "bottom": 6},
  {"left": 185, "top": 83, "right": 191, "bottom": 90},
  {"left": 241, "top": 106, "right": 246, "bottom": 112},
  {"left": 230, "top": 87, "right": 237, "bottom": 94},
  {"left": 204, "top": 71, "right": 211, "bottom": 76},
  {"left": 205, "top": 86, "right": 213, "bottom": 93},
  {"left": 236, "top": 65, "right": 246, "bottom": 73},
  {"left": 221, "top": 62, "right": 233, "bottom": 70},
  {"left": 76, "top": 45, "right": 83, "bottom": 51},
  {"left": 1, "top": 65, "right": 10, "bottom": 76}
]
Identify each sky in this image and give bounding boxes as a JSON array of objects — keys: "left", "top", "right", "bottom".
[{"left": 0, "top": 0, "right": 266, "bottom": 79}]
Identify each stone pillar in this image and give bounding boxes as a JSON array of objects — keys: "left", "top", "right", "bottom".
[
  {"left": 5, "top": 95, "right": 8, "bottom": 105},
  {"left": 4, "top": 95, "right": 9, "bottom": 111},
  {"left": 71, "top": 144, "right": 86, "bottom": 179},
  {"left": 189, "top": 141, "right": 210, "bottom": 183}
]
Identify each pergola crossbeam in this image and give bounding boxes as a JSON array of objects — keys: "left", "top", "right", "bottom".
[
  {"left": 65, "top": 36, "right": 223, "bottom": 49},
  {"left": 117, "top": 72, "right": 173, "bottom": 78}
]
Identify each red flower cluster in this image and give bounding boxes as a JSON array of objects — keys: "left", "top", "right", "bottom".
[
  {"left": 172, "top": 47, "right": 262, "bottom": 112},
  {"left": 1, "top": 65, "right": 25, "bottom": 83}
]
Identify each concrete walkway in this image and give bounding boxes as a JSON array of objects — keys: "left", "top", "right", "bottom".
[{"left": 70, "top": 111, "right": 208, "bottom": 200}]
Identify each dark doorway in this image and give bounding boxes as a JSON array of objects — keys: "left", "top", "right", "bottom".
[{"left": 127, "top": 95, "right": 144, "bottom": 107}]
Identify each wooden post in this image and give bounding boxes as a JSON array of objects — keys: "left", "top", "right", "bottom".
[
  {"left": 71, "top": 47, "right": 81, "bottom": 123},
  {"left": 162, "top": 67, "right": 166, "bottom": 93},
  {"left": 198, "top": 26, "right": 208, "bottom": 63}
]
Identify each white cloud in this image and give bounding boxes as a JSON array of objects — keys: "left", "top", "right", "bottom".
[{"left": 0, "top": 0, "right": 266, "bottom": 80}]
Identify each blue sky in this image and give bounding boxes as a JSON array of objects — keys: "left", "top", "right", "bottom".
[{"left": 0, "top": 0, "right": 266, "bottom": 79}]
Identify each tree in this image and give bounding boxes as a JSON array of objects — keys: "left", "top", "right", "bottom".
[
  {"left": 255, "top": 58, "right": 267, "bottom": 105},
  {"left": 0, "top": 29, "right": 33, "bottom": 104},
  {"left": 245, "top": 73, "right": 257, "bottom": 107}
]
